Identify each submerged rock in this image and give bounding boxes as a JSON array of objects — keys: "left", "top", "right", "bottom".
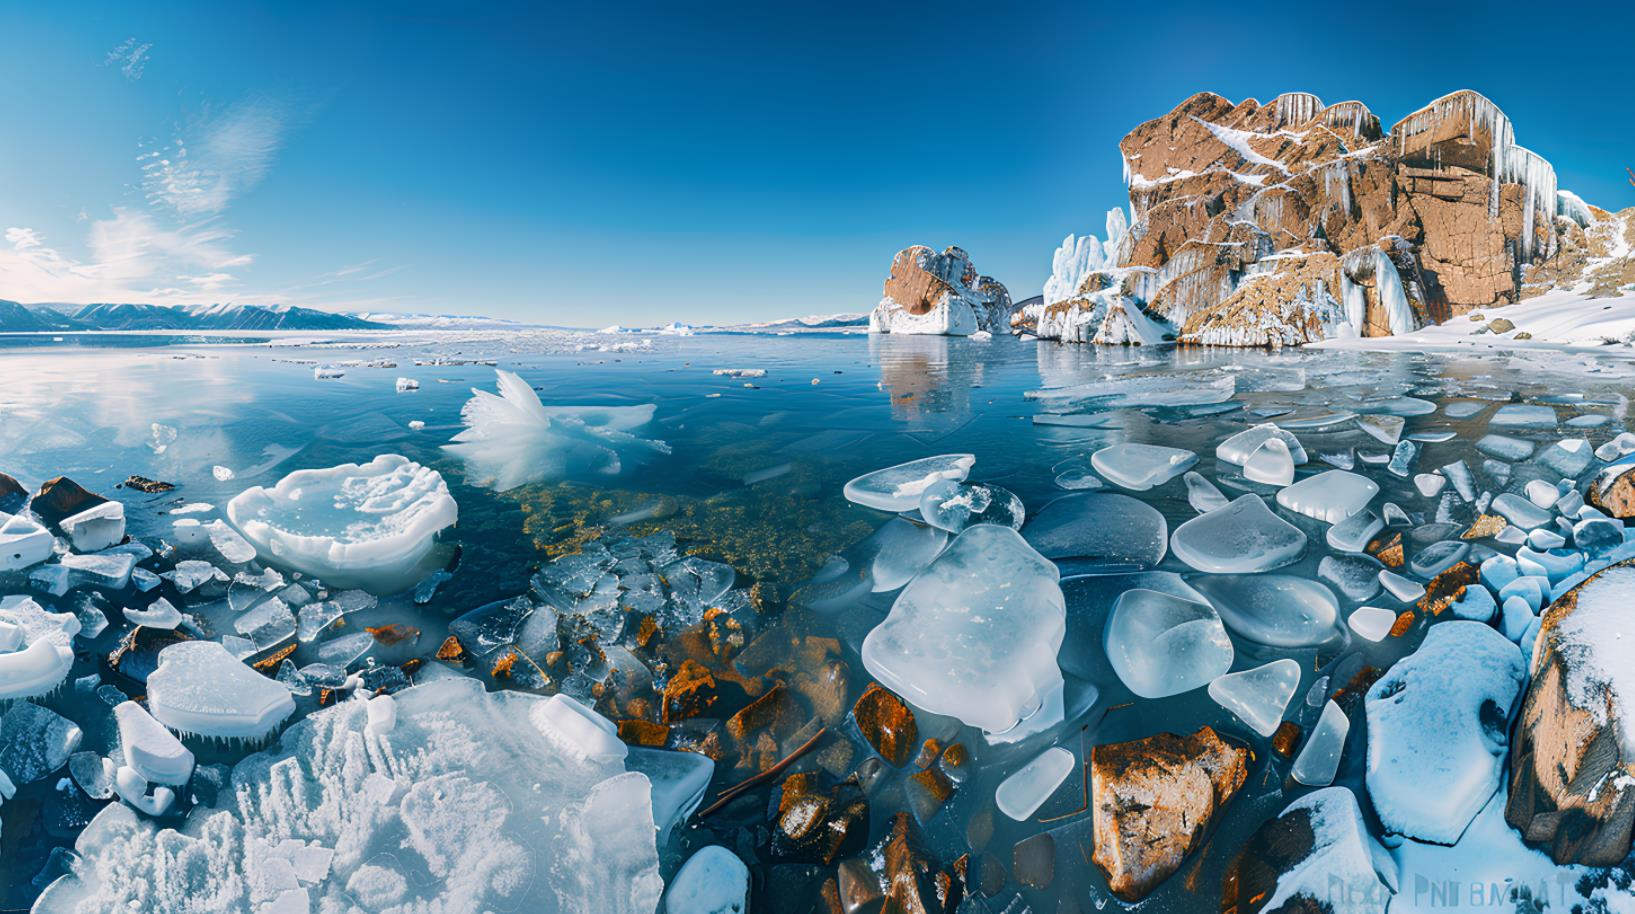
[
  {"left": 851, "top": 682, "right": 918, "bottom": 767},
  {"left": 1090, "top": 726, "right": 1248, "bottom": 901},
  {"left": 1507, "top": 559, "right": 1635, "bottom": 865}
]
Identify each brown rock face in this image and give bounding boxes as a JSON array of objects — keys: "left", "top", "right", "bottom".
[
  {"left": 0, "top": 472, "right": 26, "bottom": 513},
  {"left": 883, "top": 246, "right": 955, "bottom": 317},
  {"left": 1507, "top": 560, "right": 1635, "bottom": 865},
  {"left": 852, "top": 682, "right": 919, "bottom": 767},
  {"left": 770, "top": 771, "right": 869, "bottom": 864},
  {"left": 873, "top": 245, "right": 1014, "bottom": 333},
  {"left": 31, "top": 476, "right": 107, "bottom": 526},
  {"left": 1090, "top": 726, "right": 1249, "bottom": 901},
  {"left": 1587, "top": 464, "right": 1635, "bottom": 519},
  {"left": 1038, "top": 89, "right": 1596, "bottom": 346}
]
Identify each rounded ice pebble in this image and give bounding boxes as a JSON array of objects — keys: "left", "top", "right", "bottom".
[
  {"left": 1242, "top": 438, "right": 1295, "bottom": 486},
  {"left": 842, "top": 454, "right": 975, "bottom": 511},
  {"left": 1090, "top": 443, "right": 1198, "bottom": 491},
  {"left": 146, "top": 641, "right": 296, "bottom": 740},
  {"left": 1104, "top": 588, "right": 1233, "bottom": 699},
  {"left": 1347, "top": 606, "right": 1397, "bottom": 642},
  {"left": 225, "top": 454, "right": 458, "bottom": 592},
  {"left": 1021, "top": 493, "right": 1167, "bottom": 569},
  {"left": 995, "top": 746, "right": 1076, "bottom": 821},
  {"left": 1170, "top": 494, "right": 1306, "bottom": 573},
  {"left": 1208, "top": 659, "right": 1300, "bottom": 737},
  {"left": 1187, "top": 574, "right": 1340, "bottom": 648},
  {"left": 1275, "top": 470, "right": 1379, "bottom": 524},
  {"left": 664, "top": 846, "right": 748, "bottom": 914},
  {"left": 919, "top": 478, "right": 1025, "bottom": 533}
]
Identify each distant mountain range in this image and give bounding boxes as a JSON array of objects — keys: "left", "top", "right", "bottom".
[
  {"left": 0, "top": 299, "right": 873, "bottom": 334},
  {"left": 0, "top": 300, "right": 389, "bottom": 332}
]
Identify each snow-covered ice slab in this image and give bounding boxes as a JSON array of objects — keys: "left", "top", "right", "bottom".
[
  {"left": 862, "top": 525, "right": 1065, "bottom": 734},
  {"left": 1188, "top": 574, "right": 1340, "bottom": 648},
  {"left": 113, "top": 701, "right": 194, "bottom": 786},
  {"left": 1104, "top": 588, "right": 1233, "bottom": 698},
  {"left": 227, "top": 454, "right": 457, "bottom": 591},
  {"left": 0, "top": 512, "right": 54, "bottom": 571},
  {"left": 1364, "top": 621, "right": 1524, "bottom": 843},
  {"left": 843, "top": 454, "right": 975, "bottom": 511},
  {"left": 59, "top": 501, "right": 126, "bottom": 553},
  {"left": 0, "top": 595, "right": 80, "bottom": 700},
  {"left": 1170, "top": 494, "right": 1306, "bottom": 573},
  {"left": 1277, "top": 470, "right": 1377, "bottom": 524},
  {"left": 36, "top": 679, "right": 678, "bottom": 914},
  {"left": 145, "top": 641, "right": 297, "bottom": 741},
  {"left": 444, "top": 368, "right": 671, "bottom": 490},
  {"left": 1090, "top": 443, "right": 1198, "bottom": 491},
  {"left": 1208, "top": 659, "right": 1300, "bottom": 737}
]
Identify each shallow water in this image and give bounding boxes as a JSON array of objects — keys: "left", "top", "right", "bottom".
[{"left": 2, "top": 331, "right": 1632, "bottom": 911}]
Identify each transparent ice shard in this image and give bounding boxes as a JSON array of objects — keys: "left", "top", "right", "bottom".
[
  {"left": 1208, "top": 659, "right": 1300, "bottom": 737},
  {"left": 1104, "top": 588, "right": 1233, "bottom": 699}
]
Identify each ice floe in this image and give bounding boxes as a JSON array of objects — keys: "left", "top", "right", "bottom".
[
  {"left": 1104, "top": 588, "right": 1233, "bottom": 698},
  {"left": 843, "top": 454, "right": 975, "bottom": 511},
  {"left": 1170, "top": 494, "right": 1306, "bottom": 573}
]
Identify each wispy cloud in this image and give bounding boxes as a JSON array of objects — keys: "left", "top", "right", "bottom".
[
  {"left": 141, "top": 99, "right": 289, "bottom": 217},
  {"left": 104, "top": 38, "right": 152, "bottom": 80},
  {"left": 1, "top": 212, "right": 255, "bottom": 304}
]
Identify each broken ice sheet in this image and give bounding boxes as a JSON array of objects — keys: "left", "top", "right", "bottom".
[
  {"left": 1170, "top": 494, "right": 1306, "bottom": 573},
  {"left": 40, "top": 679, "right": 681, "bottom": 914},
  {"left": 1208, "top": 659, "right": 1300, "bottom": 737},
  {"left": 1187, "top": 574, "right": 1341, "bottom": 648},
  {"left": 861, "top": 525, "right": 1065, "bottom": 734},
  {"left": 842, "top": 453, "right": 976, "bottom": 511},
  {"left": 1021, "top": 492, "right": 1167, "bottom": 569},
  {"left": 1104, "top": 588, "right": 1233, "bottom": 699},
  {"left": 1090, "top": 442, "right": 1198, "bottom": 491},
  {"left": 0, "top": 595, "right": 81, "bottom": 700}
]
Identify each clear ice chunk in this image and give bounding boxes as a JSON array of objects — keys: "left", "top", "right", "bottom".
[
  {"left": 1187, "top": 574, "right": 1340, "bottom": 648},
  {"left": 1090, "top": 443, "right": 1198, "bottom": 491},
  {"left": 1217, "top": 424, "right": 1307, "bottom": 466},
  {"left": 1326, "top": 509, "right": 1383, "bottom": 553},
  {"left": 1492, "top": 493, "right": 1551, "bottom": 529},
  {"left": 1355, "top": 414, "right": 1404, "bottom": 445},
  {"left": 1104, "top": 588, "right": 1233, "bottom": 699},
  {"left": 1292, "top": 700, "right": 1350, "bottom": 787},
  {"left": 1208, "top": 659, "right": 1300, "bottom": 737},
  {"left": 1243, "top": 438, "right": 1296, "bottom": 486},
  {"left": 1475, "top": 434, "right": 1534, "bottom": 461},
  {"left": 1347, "top": 606, "right": 1397, "bottom": 642},
  {"left": 1276, "top": 470, "right": 1378, "bottom": 523},
  {"left": 1319, "top": 554, "right": 1383, "bottom": 601},
  {"left": 124, "top": 597, "right": 183, "bottom": 630},
  {"left": 1170, "top": 494, "right": 1306, "bottom": 573},
  {"left": 1489, "top": 404, "right": 1557, "bottom": 428},
  {"left": 1184, "top": 471, "right": 1230, "bottom": 513},
  {"left": 995, "top": 746, "right": 1076, "bottom": 820},
  {"left": 1022, "top": 493, "right": 1167, "bottom": 569},
  {"left": 861, "top": 525, "right": 1065, "bottom": 734},
  {"left": 842, "top": 454, "right": 975, "bottom": 511},
  {"left": 919, "top": 479, "right": 1025, "bottom": 533},
  {"left": 0, "top": 701, "right": 82, "bottom": 783}
]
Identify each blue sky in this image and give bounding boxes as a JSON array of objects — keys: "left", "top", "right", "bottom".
[{"left": 2, "top": 1, "right": 1631, "bottom": 324}]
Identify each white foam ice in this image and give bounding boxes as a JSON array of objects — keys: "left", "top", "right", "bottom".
[
  {"left": 36, "top": 679, "right": 685, "bottom": 914},
  {"left": 842, "top": 454, "right": 976, "bottom": 512},
  {"left": 443, "top": 369, "right": 672, "bottom": 490},
  {"left": 1208, "top": 658, "right": 1300, "bottom": 737},
  {"left": 1104, "top": 588, "right": 1233, "bottom": 699},
  {"left": 1170, "top": 494, "right": 1307, "bottom": 573},
  {"left": 0, "top": 595, "right": 81, "bottom": 700},
  {"left": 1364, "top": 621, "right": 1524, "bottom": 843},
  {"left": 145, "top": 641, "right": 297, "bottom": 741},
  {"left": 227, "top": 454, "right": 458, "bottom": 592},
  {"left": 861, "top": 525, "right": 1065, "bottom": 734}
]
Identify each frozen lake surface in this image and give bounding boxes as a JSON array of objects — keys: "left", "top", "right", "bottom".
[{"left": 1, "top": 329, "right": 1633, "bottom": 912}]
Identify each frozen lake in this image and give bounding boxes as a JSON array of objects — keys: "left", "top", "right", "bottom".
[{"left": 1, "top": 329, "right": 1633, "bottom": 912}]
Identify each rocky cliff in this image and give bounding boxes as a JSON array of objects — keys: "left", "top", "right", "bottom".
[
  {"left": 869, "top": 245, "right": 1012, "bottom": 336},
  {"left": 1022, "top": 89, "right": 1626, "bottom": 347}
]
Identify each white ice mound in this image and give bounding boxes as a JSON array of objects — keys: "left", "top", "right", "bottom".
[
  {"left": 226, "top": 454, "right": 457, "bottom": 591},
  {"left": 1363, "top": 621, "right": 1525, "bottom": 843},
  {"left": 445, "top": 368, "right": 671, "bottom": 491},
  {"left": 861, "top": 524, "right": 1065, "bottom": 734},
  {"left": 0, "top": 595, "right": 80, "bottom": 700},
  {"left": 0, "top": 512, "right": 54, "bottom": 572},
  {"left": 113, "top": 701, "right": 194, "bottom": 786},
  {"left": 1104, "top": 588, "right": 1233, "bottom": 698},
  {"left": 1275, "top": 470, "right": 1378, "bottom": 523},
  {"left": 843, "top": 454, "right": 976, "bottom": 511},
  {"left": 1170, "top": 494, "right": 1307, "bottom": 573},
  {"left": 145, "top": 641, "right": 296, "bottom": 740},
  {"left": 36, "top": 679, "right": 677, "bottom": 914}
]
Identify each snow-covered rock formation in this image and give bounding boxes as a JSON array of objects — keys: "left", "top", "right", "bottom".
[
  {"left": 1027, "top": 89, "right": 1617, "bottom": 347},
  {"left": 869, "top": 245, "right": 1013, "bottom": 336}
]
